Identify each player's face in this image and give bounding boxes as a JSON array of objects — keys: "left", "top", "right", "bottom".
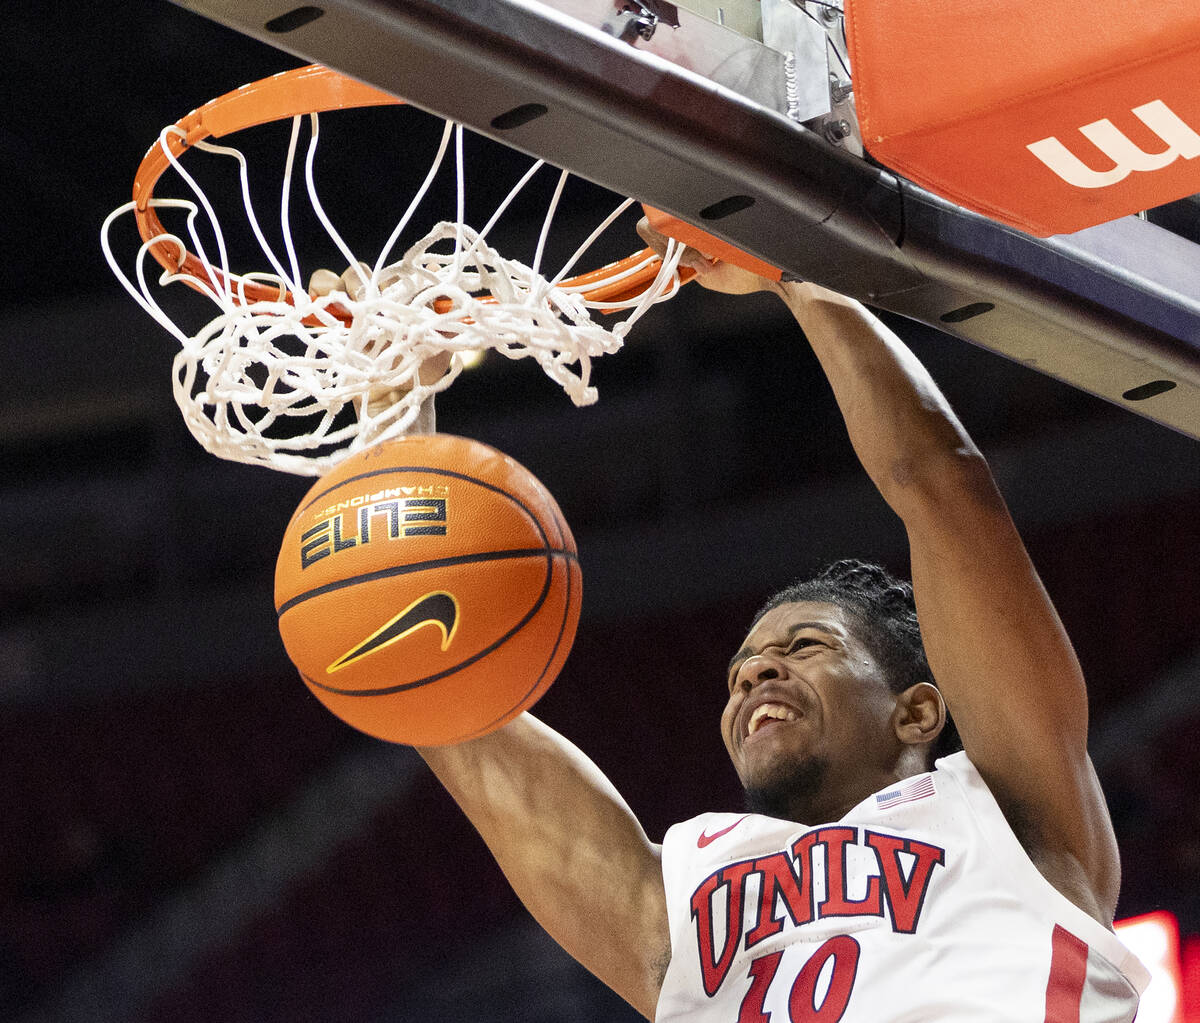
[{"left": 721, "top": 600, "right": 901, "bottom": 821}]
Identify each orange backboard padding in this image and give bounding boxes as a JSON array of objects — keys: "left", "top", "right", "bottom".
[
  {"left": 846, "top": 0, "right": 1200, "bottom": 236},
  {"left": 642, "top": 206, "right": 783, "bottom": 281}
]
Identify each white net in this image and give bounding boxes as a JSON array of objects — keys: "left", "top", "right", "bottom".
[{"left": 102, "top": 109, "right": 686, "bottom": 475}]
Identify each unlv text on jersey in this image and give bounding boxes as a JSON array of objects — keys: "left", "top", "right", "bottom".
[{"left": 691, "top": 826, "right": 946, "bottom": 997}]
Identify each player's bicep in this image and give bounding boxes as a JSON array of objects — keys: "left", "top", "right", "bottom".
[
  {"left": 909, "top": 498, "right": 1088, "bottom": 752},
  {"left": 419, "top": 715, "right": 670, "bottom": 1018},
  {"left": 516, "top": 837, "right": 670, "bottom": 1019},
  {"left": 900, "top": 460, "right": 1116, "bottom": 895}
]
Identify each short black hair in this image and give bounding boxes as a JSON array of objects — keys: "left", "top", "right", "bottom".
[{"left": 753, "top": 559, "right": 963, "bottom": 763}]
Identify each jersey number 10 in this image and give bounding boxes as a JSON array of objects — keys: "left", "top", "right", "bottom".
[{"left": 737, "top": 936, "right": 862, "bottom": 1023}]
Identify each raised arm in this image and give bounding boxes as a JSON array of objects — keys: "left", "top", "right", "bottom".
[
  {"left": 634, "top": 217, "right": 1118, "bottom": 921},
  {"left": 417, "top": 717, "right": 670, "bottom": 1018},
  {"left": 776, "top": 281, "right": 1119, "bottom": 923}
]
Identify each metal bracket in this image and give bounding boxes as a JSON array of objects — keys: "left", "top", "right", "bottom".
[
  {"left": 806, "top": 1, "right": 862, "bottom": 155},
  {"left": 760, "top": 0, "right": 829, "bottom": 122}
]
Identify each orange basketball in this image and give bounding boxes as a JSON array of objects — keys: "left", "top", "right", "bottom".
[{"left": 275, "top": 433, "right": 581, "bottom": 746}]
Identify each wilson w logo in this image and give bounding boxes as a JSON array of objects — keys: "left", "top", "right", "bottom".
[{"left": 1027, "top": 100, "right": 1200, "bottom": 189}]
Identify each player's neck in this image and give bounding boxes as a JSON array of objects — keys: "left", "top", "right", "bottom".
[{"left": 746, "top": 759, "right": 932, "bottom": 824}]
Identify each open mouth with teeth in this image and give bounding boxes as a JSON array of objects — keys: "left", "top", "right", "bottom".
[{"left": 746, "top": 702, "right": 800, "bottom": 739}]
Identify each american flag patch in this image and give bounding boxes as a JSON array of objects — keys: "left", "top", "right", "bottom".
[{"left": 875, "top": 775, "right": 936, "bottom": 809}]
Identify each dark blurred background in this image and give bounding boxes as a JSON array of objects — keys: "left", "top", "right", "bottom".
[{"left": 2, "top": 2, "right": 1198, "bottom": 1021}]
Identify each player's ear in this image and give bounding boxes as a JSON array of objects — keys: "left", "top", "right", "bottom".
[{"left": 892, "top": 682, "right": 945, "bottom": 746}]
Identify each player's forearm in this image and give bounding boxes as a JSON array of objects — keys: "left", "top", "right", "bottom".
[
  {"left": 416, "top": 714, "right": 668, "bottom": 1014},
  {"left": 417, "top": 713, "right": 627, "bottom": 844},
  {"left": 417, "top": 714, "right": 655, "bottom": 904},
  {"left": 778, "top": 282, "right": 994, "bottom": 515}
]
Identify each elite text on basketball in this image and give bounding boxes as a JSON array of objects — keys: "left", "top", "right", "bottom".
[{"left": 300, "top": 496, "right": 449, "bottom": 569}]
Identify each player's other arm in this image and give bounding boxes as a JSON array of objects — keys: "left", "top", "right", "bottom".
[
  {"left": 633, "top": 225, "right": 1115, "bottom": 921},
  {"left": 774, "top": 282, "right": 1119, "bottom": 923},
  {"left": 416, "top": 714, "right": 670, "bottom": 1019}
]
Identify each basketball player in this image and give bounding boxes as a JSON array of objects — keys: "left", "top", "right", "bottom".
[{"left": 415, "top": 225, "right": 1149, "bottom": 1021}]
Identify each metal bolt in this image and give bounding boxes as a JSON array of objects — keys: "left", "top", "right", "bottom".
[
  {"left": 829, "top": 78, "right": 853, "bottom": 104},
  {"left": 824, "top": 118, "right": 853, "bottom": 144},
  {"left": 817, "top": 4, "right": 841, "bottom": 26}
]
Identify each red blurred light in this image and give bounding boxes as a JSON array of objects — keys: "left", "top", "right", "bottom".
[{"left": 1115, "top": 912, "right": 1183, "bottom": 1023}]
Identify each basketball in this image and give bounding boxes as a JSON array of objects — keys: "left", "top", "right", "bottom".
[{"left": 274, "top": 433, "right": 581, "bottom": 746}]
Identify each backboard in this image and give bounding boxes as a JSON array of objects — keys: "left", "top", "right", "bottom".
[{"left": 169, "top": 0, "right": 1200, "bottom": 440}]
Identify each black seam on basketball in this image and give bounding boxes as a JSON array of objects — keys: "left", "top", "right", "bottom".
[
  {"left": 453, "top": 558, "right": 570, "bottom": 740},
  {"left": 537, "top": 484, "right": 560, "bottom": 548},
  {"left": 547, "top": 495, "right": 567, "bottom": 550},
  {"left": 276, "top": 546, "right": 578, "bottom": 617},
  {"left": 301, "top": 548, "right": 568, "bottom": 697},
  {"left": 453, "top": 546, "right": 577, "bottom": 743}
]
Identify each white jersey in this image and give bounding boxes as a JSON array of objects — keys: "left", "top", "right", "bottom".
[{"left": 655, "top": 752, "right": 1148, "bottom": 1023}]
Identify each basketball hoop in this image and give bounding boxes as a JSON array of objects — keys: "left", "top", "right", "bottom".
[{"left": 102, "top": 65, "right": 689, "bottom": 475}]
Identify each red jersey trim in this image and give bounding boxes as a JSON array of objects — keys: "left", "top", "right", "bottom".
[{"left": 1044, "top": 923, "right": 1089, "bottom": 1023}]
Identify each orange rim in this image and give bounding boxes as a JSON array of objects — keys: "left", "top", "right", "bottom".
[{"left": 131, "top": 64, "right": 674, "bottom": 318}]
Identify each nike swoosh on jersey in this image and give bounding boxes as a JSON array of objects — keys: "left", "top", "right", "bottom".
[
  {"left": 697, "top": 815, "right": 749, "bottom": 849},
  {"left": 327, "top": 591, "right": 459, "bottom": 673}
]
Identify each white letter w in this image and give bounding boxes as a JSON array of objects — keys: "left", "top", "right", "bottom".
[{"left": 1026, "top": 100, "right": 1200, "bottom": 189}]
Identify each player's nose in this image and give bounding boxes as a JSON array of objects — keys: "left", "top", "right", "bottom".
[{"left": 735, "top": 652, "right": 785, "bottom": 692}]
